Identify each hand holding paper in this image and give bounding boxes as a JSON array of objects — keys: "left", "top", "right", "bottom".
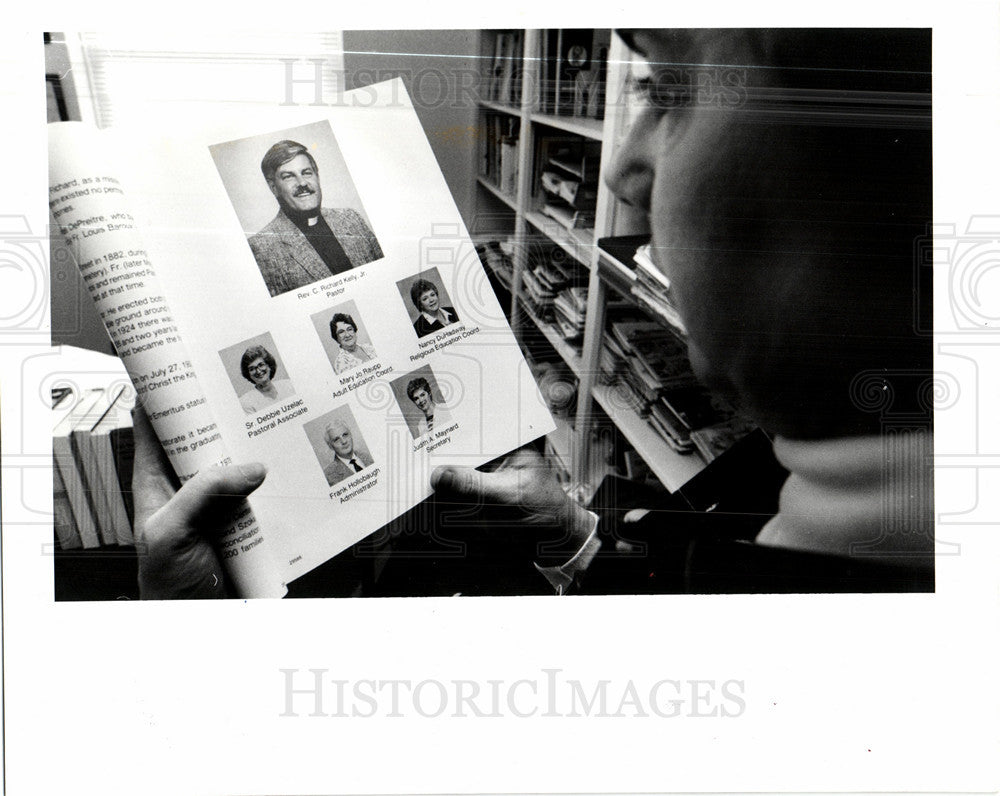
[{"left": 132, "top": 405, "right": 267, "bottom": 599}]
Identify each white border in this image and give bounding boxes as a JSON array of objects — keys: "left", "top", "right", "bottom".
[{"left": 4, "top": 2, "right": 1000, "bottom": 794}]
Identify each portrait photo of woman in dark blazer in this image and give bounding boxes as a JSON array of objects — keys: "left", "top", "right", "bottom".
[{"left": 408, "top": 277, "right": 458, "bottom": 338}]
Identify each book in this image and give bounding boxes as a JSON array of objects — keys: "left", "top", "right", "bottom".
[
  {"left": 53, "top": 466, "right": 81, "bottom": 551},
  {"left": 489, "top": 33, "right": 509, "bottom": 103},
  {"left": 49, "top": 79, "right": 554, "bottom": 597},
  {"left": 71, "top": 385, "right": 128, "bottom": 546},
  {"left": 52, "top": 388, "right": 83, "bottom": 551},
  {"left": 86, "top": 386, "right": 138, "bottom": 545},
  {"left": 499, "top": 135, "right": 519, "bottom": 195},
  {"left": 52, "top": 388, "right": 106, "bottom": 549},
  {"left": 690, "top": 416, "right": 757, "bottom": 464},
  {"left": 542, "top": 202, "right": 594, "bottom": 231},
  {"left": 540, "top": 30, "right": 560, "bottom": 114},
  {"left": 658, "top": 386, "right": 725, "bottom": 432}
]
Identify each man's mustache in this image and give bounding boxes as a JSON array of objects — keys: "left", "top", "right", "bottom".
[{"left": 293, "top": 186, "right": 315, "bottom": 197}]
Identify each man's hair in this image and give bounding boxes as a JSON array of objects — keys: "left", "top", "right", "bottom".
[
  {"left": 260, "top": 140, "right": 318, "bottom": 183},
  {"left": 406, "top": 377, "right": 432, "bottom": 402},
  {"left": 329, "top": 312, "right": 357, "bottom": 340},
  {"left": 240, "top": 345, "right": 277, "bottom": 382},
  {"left": 409, "top": 278, "right": 439, "bottom": 310},
  {"left": 324, "top": 420, "right": 350, "bottom": 448}
]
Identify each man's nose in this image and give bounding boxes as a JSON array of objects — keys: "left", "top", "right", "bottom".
[{"left": 603, "top": 108, "right": 659, "bottom": 211}]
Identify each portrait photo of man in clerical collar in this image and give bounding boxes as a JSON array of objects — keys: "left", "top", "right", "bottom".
[{"left": 210, "top": 119, "right": 384, "bottom": 298}]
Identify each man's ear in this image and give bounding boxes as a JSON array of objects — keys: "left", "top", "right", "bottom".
[{"left": 266, "top": 178, "right": 279, "bottom": 199}]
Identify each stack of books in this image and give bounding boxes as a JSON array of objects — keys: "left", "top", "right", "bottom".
[
  {"left": 53, "top": 375, "right": 137, "bottom": 550},
  {"left": 605, "top": 320, "right": 704, "bottom": 454},
  {"left": 476, "top": 240, "right": 514, "bottom": 290},
  {"left": 522, "top": 253, "right": 573, "bottom": 320},
  {"left": 689, "top": 415, "right": 759, "bottom": 464},
  {"left": 552, "top": 286, "right": 587, "bottom": 341},
  {"left": 648, "top": 386, "right": 716, "bottom": 455},
  {"left": 535, "top": 137, "right": 601, "bottom": 231},
  {"left": 611, "top": 321, "right": 696, "bottom": 400},
  {"left": 631, "top": 243, "right": 687, "bottom": 337}
]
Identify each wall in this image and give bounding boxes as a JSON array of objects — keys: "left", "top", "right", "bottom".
[{"left": 343, "top": 30, "right": 480, "bottom": 227}]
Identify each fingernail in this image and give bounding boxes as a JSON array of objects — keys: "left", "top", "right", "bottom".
[
  {"left": 238, "top": 462, "right": 267, "bottom": 484},
  {"left": 430, "top": 466, "right": 454, "bottom": 490}
]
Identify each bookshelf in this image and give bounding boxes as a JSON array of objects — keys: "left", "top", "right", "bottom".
[
  {"left": 529, "top": 111, "right": 604, "bottom": 141},
  {"left": 474, "top": 29, "right": 719, "bottom": 498}
]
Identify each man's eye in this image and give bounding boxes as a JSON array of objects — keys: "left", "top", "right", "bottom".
[{"left": 630, "top": 72, "right": 692, "bottom": 110}]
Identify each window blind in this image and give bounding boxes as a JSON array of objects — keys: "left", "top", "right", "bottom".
[{"left": 74, "top": 32, "right": 345, "bottom": 128}]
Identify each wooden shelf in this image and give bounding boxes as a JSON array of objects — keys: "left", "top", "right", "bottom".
[
  {"left": 519, "top": 300, "right": 582, "bottom": 376},
  {"left": 476, "top": 176, "right": 518, "bottom": 211},
  {"left": 591, "top": 384, "right": 706, "bottom": 492},
  {"left": 524, "top": 209, "right": 594, "bottom": 267},
  {"left": 479, "top": 98, "right": 521, "bottom": 116},
  {"left": 530, "top": 111, "right": 604, "bottom": 141},
  {"left": 544, "top": 415, "right": 614, "bottom": 503},
  {"left": 596, "top": 243, "right": 639, "bottom": 299},
  {"left": 476, "top": 30, "right": 683, "bottom": 496}
]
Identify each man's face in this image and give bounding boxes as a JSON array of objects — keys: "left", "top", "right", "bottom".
[
  {"left": 411, "top": 387, "right": 432, "bottom": 415},
  {"left": 268, "top": 153, "right": 322, "bottom": 216},
  {"left": 327, "top": 424, "right": 354, "bottom": 458},
  {"left": 418, "top": 288, "right": 439, "bottom": 314},
  {"left": 605, "top": 30, "right": 878, "bottom": 437}
]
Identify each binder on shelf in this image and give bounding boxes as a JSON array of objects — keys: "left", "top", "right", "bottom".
[
  {"left": 499, "top": 135, "right": 519, "bottom": 195},
  {"left": 539, "top": 29, "right": 560, "bottom": 114}
]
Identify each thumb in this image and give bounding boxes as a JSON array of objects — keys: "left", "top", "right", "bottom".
[
  {"left": 150, "top": 463, "right": 267, "bottom": 541},
  {"left": 431, "top": 464, "right": 522, "bottom": 508}
]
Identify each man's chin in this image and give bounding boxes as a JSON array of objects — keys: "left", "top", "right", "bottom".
[{"left": 282, "top": 198, "right": 321, "bottom": 217}]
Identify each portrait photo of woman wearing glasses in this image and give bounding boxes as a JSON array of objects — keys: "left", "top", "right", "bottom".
[{"left": 236, "top": 342, "right": 295, "bottom": 414}]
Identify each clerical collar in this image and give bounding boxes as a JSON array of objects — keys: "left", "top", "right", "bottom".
[{"left": 286, "top": 211, "right": 320, "bottom": 230}]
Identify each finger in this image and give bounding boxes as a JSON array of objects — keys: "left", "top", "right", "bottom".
[
  {"left": 131, "top": 403, "right": 181, "bottom": 523},
  {"left": 152, "top": 463, "right": 267, "bottom": 541},
  {"left": 496, "top": 446, "right": 546, "bottom": 473}
]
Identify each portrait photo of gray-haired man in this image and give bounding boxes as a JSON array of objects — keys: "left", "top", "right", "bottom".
[
  {"left": 248, "top": 139, "right": 384, "bottom": 297},
  {"left": 320, "top": 416, "right": 374, "bottom": 487}
]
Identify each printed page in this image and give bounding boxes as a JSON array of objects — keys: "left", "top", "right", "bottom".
[
  {"left": 48, "top": 123, "right": 287, "bottom": 598},
  {"left": 80, "top": 79, "right": 554, "bottom": 586}
]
